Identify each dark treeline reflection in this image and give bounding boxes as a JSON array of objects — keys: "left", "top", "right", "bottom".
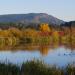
[{"left": 0, "top": 41, "right": 75, "bottom": 56}]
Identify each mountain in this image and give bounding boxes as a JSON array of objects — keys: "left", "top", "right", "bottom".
[{"left": 0, "top": 13, "right": 65, "bottom": 25}]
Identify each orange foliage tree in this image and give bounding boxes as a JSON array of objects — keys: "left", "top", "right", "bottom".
[{"left": 39, "top": 23, "right": 51, "bottom": 32}]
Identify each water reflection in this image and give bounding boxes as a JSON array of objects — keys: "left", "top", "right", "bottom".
[
  {"left": 0, "top": 42, "right": 75, "bottom": 56},
  {"left": 0, "top": 42, "right": 74, "bottom": 67}
]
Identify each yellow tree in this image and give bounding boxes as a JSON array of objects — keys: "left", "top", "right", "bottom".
[
  {"left": 39, "top": 23, "right": 51, "bottom": 32},
  {"left": 52, "top": 31, "right": 59, "bottom": 42},
  {"left": 8, "top": 27, "right": 23, "bottom": 38},
  {"left": 22, "top": 28, "right": 38, "bottom": 43}
]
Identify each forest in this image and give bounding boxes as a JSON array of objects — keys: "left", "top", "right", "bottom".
[{"left": 0, "top": 23, "right": 74, "bottom": 48}]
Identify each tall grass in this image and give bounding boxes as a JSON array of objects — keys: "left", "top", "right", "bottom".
[{"left": 0, "top": 61, "right": 74, "bottom": 75}]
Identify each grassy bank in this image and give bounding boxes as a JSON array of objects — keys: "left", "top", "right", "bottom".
[{"left": 0, "top": 61, "right": 75, "bottom": 75}]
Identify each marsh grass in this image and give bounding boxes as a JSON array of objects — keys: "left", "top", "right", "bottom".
[{"left": 0, "top": 60, "right": 74, "bottom": 75}]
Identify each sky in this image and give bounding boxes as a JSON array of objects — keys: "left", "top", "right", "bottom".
[{"left": 0, "top": 0, "right": 75, "bottom": 21}]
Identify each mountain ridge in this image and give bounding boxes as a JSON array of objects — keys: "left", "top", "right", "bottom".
[{"left": 0, "top": 13, "right": 65, "bottom": 25}]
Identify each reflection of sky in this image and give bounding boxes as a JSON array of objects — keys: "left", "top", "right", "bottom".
[
  {"left": 0, "top": 47, "right": 75, "bottom": 67},
  {"left": 0, "top": 51, "right": 42, "bottom": 65},
  {"left": 44, "top": 47, "right": 75, "bottom": 67}
]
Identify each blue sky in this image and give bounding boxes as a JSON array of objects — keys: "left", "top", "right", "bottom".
[{"left": 0, "top": 0, "right": 75, "bottom": 21}]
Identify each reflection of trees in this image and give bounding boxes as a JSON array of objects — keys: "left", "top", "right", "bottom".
[
  {"left": 63, "top": 43, "right": 75, "bottom": 51},
  {"left": 0, "top": 41, "right": 75, "bottom": 55},
  {"left": 39, "top": 45, "right": 49, "bottom": 56}
]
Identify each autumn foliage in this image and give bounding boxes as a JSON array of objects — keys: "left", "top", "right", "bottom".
[
  {"left": 0, "top": 23, "right": 74, "bottom": 46},
  {"left": 40, "top": 23, "right": 51, "bottom": 32}
]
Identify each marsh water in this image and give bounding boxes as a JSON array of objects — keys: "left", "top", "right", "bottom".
[{"left": 0, "top": 43, "right": 75, "bottom": 67}]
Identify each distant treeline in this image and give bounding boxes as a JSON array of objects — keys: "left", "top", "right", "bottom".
[
  {"left": 61, "top": 21, "right": 75, "bottom": 27},
  {"left": 0, "top": 21, "right": 75, "bottom": 30},
  {"left": 0, "top": 22, "right": 55, "bottom": 30}
]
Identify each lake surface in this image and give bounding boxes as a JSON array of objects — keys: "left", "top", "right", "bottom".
[{"left": 0, "top": 44, "right": 75, "bottom": 67}]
